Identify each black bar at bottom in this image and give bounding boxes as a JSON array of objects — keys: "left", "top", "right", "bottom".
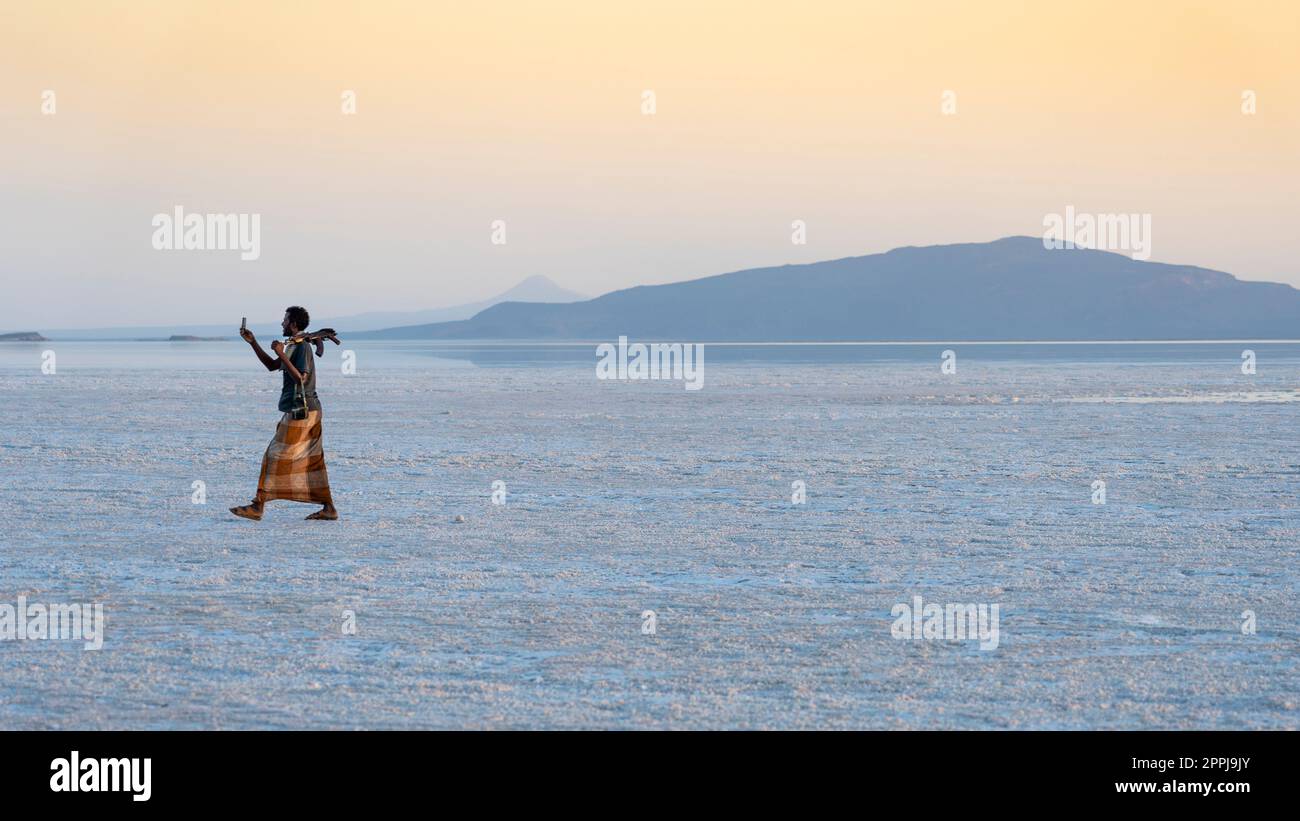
[{"left": 4, "top": 730, "right": 1282, "bottom": 808}]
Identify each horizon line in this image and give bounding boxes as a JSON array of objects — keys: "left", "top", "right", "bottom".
[{"left": 14, "top": 338, "right": 1300, "bottom": 346}]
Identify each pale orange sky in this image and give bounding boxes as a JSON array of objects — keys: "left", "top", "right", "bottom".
[{"left": 1, "top": 0, "right": 1297, "bottom": 328}]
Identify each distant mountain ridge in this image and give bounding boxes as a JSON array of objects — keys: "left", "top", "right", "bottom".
[
  {"left": 354, "top": 237, "right": 1300, "bottom": 341},
  {"left": 328, "top": 275, "right": 586, "bottom": 332}
]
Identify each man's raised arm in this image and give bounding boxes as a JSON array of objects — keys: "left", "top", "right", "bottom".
[{"left": 240, "top": 327, "right": 281, "bottom": 372}]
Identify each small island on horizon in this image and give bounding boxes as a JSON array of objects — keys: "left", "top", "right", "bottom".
[{"left": 0, "top": 332, "right": 233, "bottom": 342}]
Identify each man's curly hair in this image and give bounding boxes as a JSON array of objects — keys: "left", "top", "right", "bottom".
[{"left": 285, "top": 305, "right": 310, "bottom": 333}]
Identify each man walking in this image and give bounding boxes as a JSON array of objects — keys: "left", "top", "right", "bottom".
[{"left": 230, "top": 306, "right": 339, "bottom": 521}]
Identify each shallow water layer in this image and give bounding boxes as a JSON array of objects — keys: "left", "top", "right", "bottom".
[{"left": 0, "top": 341, "right": 1297, "bottom": 729}]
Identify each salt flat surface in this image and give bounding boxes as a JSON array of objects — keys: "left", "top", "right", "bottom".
[{"left": 0, "top": 341, "right": 1297, "bottom": 729}]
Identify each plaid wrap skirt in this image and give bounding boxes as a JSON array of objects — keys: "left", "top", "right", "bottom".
[{"left": 256, "top": 410, "right": 333, "bottom": 504}]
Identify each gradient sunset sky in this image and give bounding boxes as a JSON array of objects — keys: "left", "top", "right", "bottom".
[{"left": 2, "top": 0, "right": 1297, "bottom": 329}]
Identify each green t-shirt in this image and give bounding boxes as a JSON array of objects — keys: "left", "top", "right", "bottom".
[{"left": 278, "top": 340, "right": 322, "bottom": 414}]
